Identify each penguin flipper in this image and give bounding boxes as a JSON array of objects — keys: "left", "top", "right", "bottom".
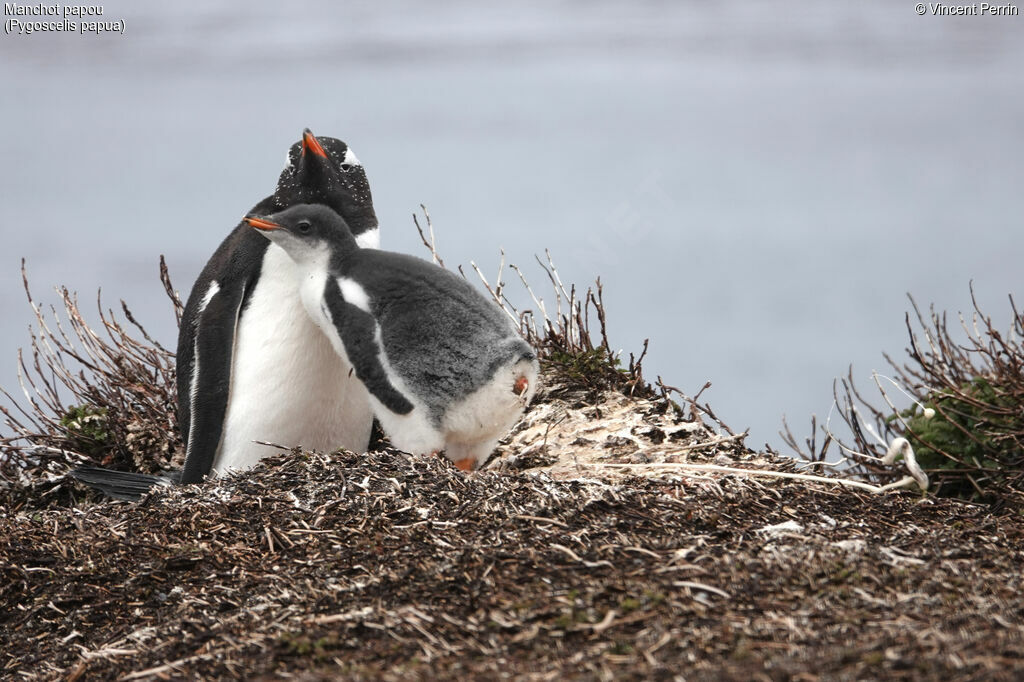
[
  {"left": 180, "top": 281, "right": 249, "bottom": 484},
  {"left": 69, "top": 466, "right": 176, "bottom": 501},
  {"left": 323, "top": 279, "right": 414, "bottom": 416}
]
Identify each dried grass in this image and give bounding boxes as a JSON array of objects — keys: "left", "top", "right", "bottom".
[
  {"left": 0, "top": 259, "right": 183, "bottom": 487},
  {"left": 3, "top": 447, "right": 1022, "bottom": 680},
  {"left": 2, "top": 215, "right": 1024, "bottom": 680}
]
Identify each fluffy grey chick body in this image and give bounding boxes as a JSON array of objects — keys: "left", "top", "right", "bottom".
[{"left": 246, "top": 204, "right": 538, "bottom": 470}]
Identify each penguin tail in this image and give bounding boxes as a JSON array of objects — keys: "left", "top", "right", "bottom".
[{"left": 69, "top": 466, "right": 178, "bottom": 502}]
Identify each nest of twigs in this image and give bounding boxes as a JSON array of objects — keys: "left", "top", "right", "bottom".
[
  {"left": 5, "top": 212, "right": 1024, "bottom": 680},
  {"left": 4, "top": 446, "right": 1024, "bottom": 680},
  {"left": 2, "top": 208, "right": 716, "bottom": 496}
]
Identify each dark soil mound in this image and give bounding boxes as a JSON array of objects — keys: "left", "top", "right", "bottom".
[{"left": 3, "top": 432, "right": 1023, "bottom": 680}]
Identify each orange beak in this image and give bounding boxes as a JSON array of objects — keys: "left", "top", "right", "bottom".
[
  {"left": 244, "top": 216, "right": 280, "bottom": 231},
  {"left": 302, "top": 128, "right": 328, "bottom": 158},
  {"left": 514, "top": 376, "right": 529, "bottom": 396}
]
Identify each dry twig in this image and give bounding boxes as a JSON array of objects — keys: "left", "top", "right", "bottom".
[
  {"left": 0, "top": 258, "right": 183, "bottom": 486},
  {"left": 784, "top": 286, "right": 1024, "bottom": 505}
]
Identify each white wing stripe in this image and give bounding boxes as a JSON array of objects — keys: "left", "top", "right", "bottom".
[{"left": 338, "top": 277, "right": 372, "bottom": 313}]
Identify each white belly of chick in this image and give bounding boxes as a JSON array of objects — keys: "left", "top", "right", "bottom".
[
  {"left": 213, "top": 246, "right": 373, "bottom": 475},
  {"left": 439, "top": 358, "right": 538, "bottom": 467}
]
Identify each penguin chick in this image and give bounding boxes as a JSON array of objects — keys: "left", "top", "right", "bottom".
[{"left": 244, "top": 204, "right": 539, "bottom": 471}]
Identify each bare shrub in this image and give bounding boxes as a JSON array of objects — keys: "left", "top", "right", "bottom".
[
  {"left": 414, "top": 205, "right": 651, "bottom": 399},
  {"left": 784, "top": 287, "right": 1024, "bottom": 507},
  {"left": 0, "top": 259, "right": 183, "bottom": 486}
]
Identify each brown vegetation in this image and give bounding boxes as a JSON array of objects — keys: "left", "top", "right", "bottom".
[
  {"left": 784, "top": 287, "right": 1024, "bottom": 508},
  {"left": 2, "top": 226, "right": 1023, "bottom": 679},
  {"left": 0, "top": 259, "right": 183, "bottom": 488}
]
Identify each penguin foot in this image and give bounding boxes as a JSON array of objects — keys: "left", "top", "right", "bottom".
[
  {"left": 452, "top": 457, "right": 476, "bottom": 472},
  {"left": 431, "top": 449, "right": 475, "bottom": 472}
]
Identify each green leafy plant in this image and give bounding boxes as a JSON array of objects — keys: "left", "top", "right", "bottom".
[
  {"left": 786, "top": 287, "right": 1024, "bottom": 507},
  {"left": 59, "top": 404, "right": 111, "bottom": 458},
  {"left": 894, "top": 376, "right": 1020, "bottom": 499}
]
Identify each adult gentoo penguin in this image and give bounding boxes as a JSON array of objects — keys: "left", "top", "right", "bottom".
[
  {"left": 244, "top": 203, "right": 540, "bottom": 471},
  {"left": 176, "top": 130, "right": 380, "bottom": 484},
  {"left": 72, "top": 130, "right": 378, "bottom": 500}
]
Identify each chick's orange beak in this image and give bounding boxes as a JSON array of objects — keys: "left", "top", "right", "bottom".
[
  {"left": 302, "top": 129, "right": 328, "bottom": 158},
  {"left": 244, "top": 216, "right": 280, "bottom": 231}
]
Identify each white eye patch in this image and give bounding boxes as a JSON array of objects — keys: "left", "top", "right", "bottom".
[{"left": 342, "top": 146, "right": 361, "bottom": 168}]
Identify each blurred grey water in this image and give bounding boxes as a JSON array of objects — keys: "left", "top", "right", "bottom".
[{"left": 1, "top": 0, "right": 1022, "bottom": 450}]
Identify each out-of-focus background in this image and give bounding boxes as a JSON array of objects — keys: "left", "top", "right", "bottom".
[{"left": 2, "top": 1, "right": 1021, "bottom": 449}]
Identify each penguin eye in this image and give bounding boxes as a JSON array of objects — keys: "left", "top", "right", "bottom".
[
  {"left": 297, "top": 220, "right": 312, "bottom": 234},
  {"left": 339, "top": 163, "right": 352, "bottom": 173}
]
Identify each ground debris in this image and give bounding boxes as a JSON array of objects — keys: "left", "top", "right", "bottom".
[{"left": 2, "top": 388, "right": 1023, "bottom": 680}]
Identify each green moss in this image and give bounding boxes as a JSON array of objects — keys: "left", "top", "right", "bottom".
[
  {"left": 861, "top": 651, "right": 885, "bottom": 665},
  {"left": 545, "top": 347, "right": 622, "bottom": 386},
  {"left": 553, "top": 613, "right": 575, "bottom": 630},
  {"left": 892, "top": 377, "right": 1021, "bottom": 499},
  {"left": 833, "top": 566, "right": 859, "bottom": 583},
  {"left": 609, "top": 641, "right": 634, "bottom": 656},
  {"left": 619, "top": 597, "right": 641, "bottom": 613},
  {"left": 59, "top": 404, "right": 111, "bottom": 457},
  {"left": 617, "top": 590, "right": 665, "bottom": 615},
  {"left": 278, "top": 632, "right": 340, "bottom": 661},
  {"left": 643, "top": 590, "right": 666, "bottom": 606}
]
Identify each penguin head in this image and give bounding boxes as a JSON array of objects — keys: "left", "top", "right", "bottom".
[
  {"left": 244, "top": 203, "right": 356, "bottom": 267},
  {"left": 275, "top": 129, "right": 379, "bottom": 244}
]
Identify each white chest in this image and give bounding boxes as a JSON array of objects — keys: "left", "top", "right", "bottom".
[{"left": 213, "top": 245, "right": 372, "bottom": 474}]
